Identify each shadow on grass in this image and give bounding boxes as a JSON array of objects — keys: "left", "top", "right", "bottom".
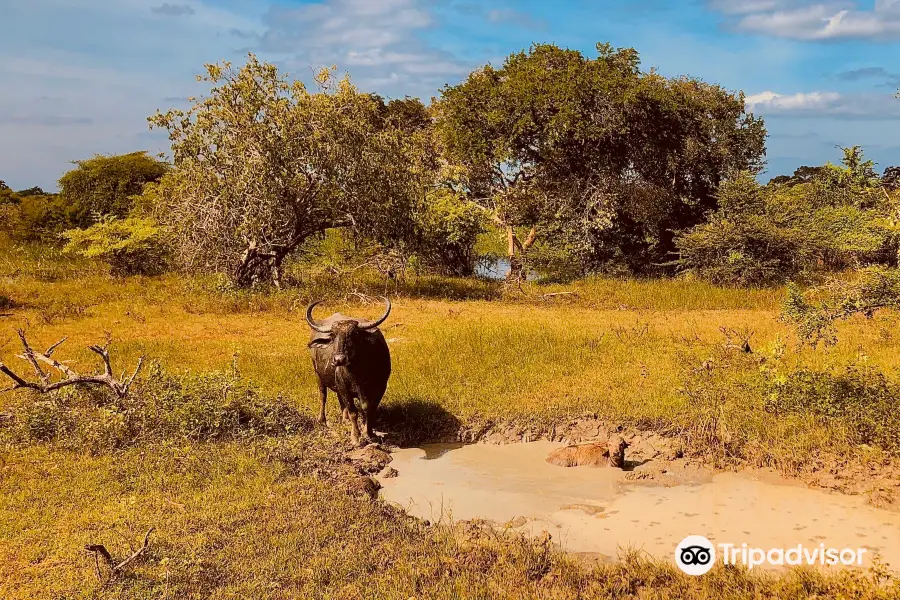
[
  {"left": 377, "top": 396, "right": 463, "bottom": 447},
  {"left": 307, "top": 273, "right": 502, "bottom": 302}
]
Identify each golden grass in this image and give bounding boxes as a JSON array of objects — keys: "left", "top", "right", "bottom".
[{"left": 3, "top": 269, "right": 897, "bottom": 432}]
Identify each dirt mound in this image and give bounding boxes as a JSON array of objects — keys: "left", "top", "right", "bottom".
[
  {"left": 347, "top": 443, "right": 393, "bottom": 474},
  {"left": 344, "top": 476, "right": 381, "bottom": 500},
  {"left": 456, "top": 417, "right": 683, "bottom": 466}
]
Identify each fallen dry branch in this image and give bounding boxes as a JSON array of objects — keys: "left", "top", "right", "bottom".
[
  {"left": 540, "top": 291, "right": 579, "bottom": 301},
  {"left": 85, "top": 527, "right": 155, "bottom": 580},
  {"left": 0, "top": 330, "right": 144, "bottom": 398}
]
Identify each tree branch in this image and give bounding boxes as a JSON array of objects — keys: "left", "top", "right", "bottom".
[
  {"left": 85, "top": 527, "right": 155, "bottom": 578},
  {"left": 0, "top": 331, "right": 144, "bottom": 398},
  {"left": 521, "top": 226, "right": 538, "bottom": 250}
]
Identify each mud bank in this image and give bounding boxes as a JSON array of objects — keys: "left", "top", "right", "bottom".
[{"left": 377, "top": 441, "right": 900, "bottom": 571}]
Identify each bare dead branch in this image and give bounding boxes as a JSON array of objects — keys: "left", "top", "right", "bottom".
[
  {"left": 85, "top": 544, "right": 114, "bottom": 567},
  {"left": 16, "top": 330, "right": 50, "bottom": 385},
  {"left": 84, "top": 527, "right": 155, "bottom": 579},
  {"left": 0, "top": 331, "right": 144, "bottom": 398},
  {"left": 45, "top": 337, "right": 68, "bottom": 357},
  {"left": 113, "top": 527, "right": 155, "bottom": 572},
  {"left": 540, "top": 292, "right": 579, "bottom": 301}
]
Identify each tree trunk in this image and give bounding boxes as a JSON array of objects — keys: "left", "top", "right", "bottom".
[
  {"left": 505, "top": 225, "right": 538, "bottom": 282},
  {"left": 234, "top": 240, "right": 299, "bottom": 288}
]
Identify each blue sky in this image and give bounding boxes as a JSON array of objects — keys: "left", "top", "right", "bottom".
[{"left": 3, "top": 0, "right": 900, "bottom": 190}]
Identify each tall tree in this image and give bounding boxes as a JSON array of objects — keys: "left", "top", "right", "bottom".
[
  {"left": 436, "top": 42, "right": 765, "bottom": 278},
  {"left": 148, "top": 55, "right": 425, "bottom": 287}
]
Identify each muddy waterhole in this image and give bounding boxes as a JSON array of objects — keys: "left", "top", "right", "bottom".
[{"left": 378, "top": 441, "right": 900, "bottom": 571}]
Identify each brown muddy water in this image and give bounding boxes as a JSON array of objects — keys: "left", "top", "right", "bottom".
[{"left": 378, "top": 441, "right": 900, "bottom": 571}]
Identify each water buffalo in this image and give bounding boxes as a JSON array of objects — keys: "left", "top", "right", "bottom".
[{"left": 306, "top": 297, "right": 392, "bottom": 444}]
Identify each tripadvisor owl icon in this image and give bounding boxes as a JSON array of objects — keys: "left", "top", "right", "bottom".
[{"left": 676, "top": 535, "right": 716, "bottom": 576}]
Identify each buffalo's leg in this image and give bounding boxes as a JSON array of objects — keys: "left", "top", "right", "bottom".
[
  {"left": 339, "top": 392, "right": 361, "bottom": 444},
  {"left": 317, "top": 379, "right": 328, "bottom": 425},
  {"left": 347, "top": 410, "right": 362, "bottom": 445},
  {"left": 356, "top": 392, "right": 370, "bottom": 442}
]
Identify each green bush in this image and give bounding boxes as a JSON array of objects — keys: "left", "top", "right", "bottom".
[
  {"left": 62, "top": 216, "right": 170, "bottom": 276},
  {"left": 765, "top": 363, "right": 900, "bottom": 454},
  {"left": 2, "top": 363, "right": 312, "bottom": 453},
  {"left": 411, "top": 189, "right": 485, "bottom": 276},
  {"left": 8, "top": 193, "right": 73, "bottom": 241},
  {"left": 676, "top": 156, "right": 899, "bottom": 286},
  {"left": 57, "top": 151, "right": 169, "bottom": 227},
  {"left": 680, "top": 344, "right": 900, "bottom": 470},
  {"left": 676, "top": 211, "right": 812, "bottom": 286},
  {"left": 783, "top": 266, "right": 900, "bottom": 345}
]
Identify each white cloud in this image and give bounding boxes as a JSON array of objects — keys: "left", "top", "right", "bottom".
[
  {"left": 247, "top": 0, "right": 470, "bottom": 99},
  {"left": 746, "top": 90, "right": 841, "bottom": 109},
  {"left": 746, "top": 89, "right": 900, "bottom": 117},
  {"left": 709, "top": 0, "right": 900, "bottom": 39}
]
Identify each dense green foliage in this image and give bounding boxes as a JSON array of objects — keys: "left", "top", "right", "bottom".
[
  {"left": 677, "top": 148, "right": 900, "bottom": 285},
  {"left": 409, "top": 188, "right": 486, "bottom": 276},
  {"left": 57, "top": 151, "right": 169, "bottom": 227},
  {"left": 436, "top": 42, "right": 766, "bottom": 277},
  {"left": 1, "top": 152, "right": 168, "bottom": 242},
  {"left": 0, "top": 186, "right": 69, "bottom": 241},
  {"left": 61, "top": 216, "right": 170, "bottom": 276}
]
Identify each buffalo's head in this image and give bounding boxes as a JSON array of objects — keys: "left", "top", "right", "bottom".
[{"left": 306, "top": 297, "right": 391, "bottom": 368}]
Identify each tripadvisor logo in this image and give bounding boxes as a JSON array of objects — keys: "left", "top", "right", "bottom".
[
  {"left": 675, "top": 535, "right": 870, "bottom": 575},
  {"left": 675, "top": 535, "right": 716, "bottom": 576}
]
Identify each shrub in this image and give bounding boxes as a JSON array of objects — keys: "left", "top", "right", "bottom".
[
  {"left": 765, "top": 362, "right": 900, "bottom": 454},
  {"left": 677, "top": 149, "right": 899, "bottom": 286},
  {"left": 57, "top": 151, "right": 169, "bottom": 227},
  {"left": 10, "top": 193, "right": 73, "bottom": 241},
  {"left": 411, "top": 189, "right": 485, "bottom": 276},
  {"left": 2, "top": 363, "right": 312, "bottom": 453},
  {"left": 783, "top": 266, "right": 900, "bottom": 345},
  {"left": 61, "top": 216, "right": 170, "bottom": 276},
  {"left": 680, "top": 345, "right": 900, "bottom": 470},
  {"left": 676, "top": 212, "right": 812, "bottom": 286}
]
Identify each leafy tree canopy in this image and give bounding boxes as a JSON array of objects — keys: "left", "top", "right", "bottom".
[
  {"left": 677, "top": 147, "right": 900, "bottom": 286},
  {"left": 435, "top": 42, "right": 766, "bottom": 277}
]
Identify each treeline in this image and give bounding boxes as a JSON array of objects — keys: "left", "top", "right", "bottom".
[{"left": 2, "top": 42, "right": 899, "bottom": 291}]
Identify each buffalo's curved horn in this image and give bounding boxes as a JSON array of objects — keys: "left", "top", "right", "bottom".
[
  {"left": 305, "top": 301, "right": 332, "bottom": 333},
  {"left": 360, "top": 297, "right": 391, "bottom": 330}
]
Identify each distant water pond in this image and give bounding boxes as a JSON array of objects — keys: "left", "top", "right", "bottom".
[{"left": 475, "top": 257, "right": 538, "bottom": 281}]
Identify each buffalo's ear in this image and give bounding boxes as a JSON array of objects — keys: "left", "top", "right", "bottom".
[{"left": 308, "top": 337, "right": 332, "bottom": 348}]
